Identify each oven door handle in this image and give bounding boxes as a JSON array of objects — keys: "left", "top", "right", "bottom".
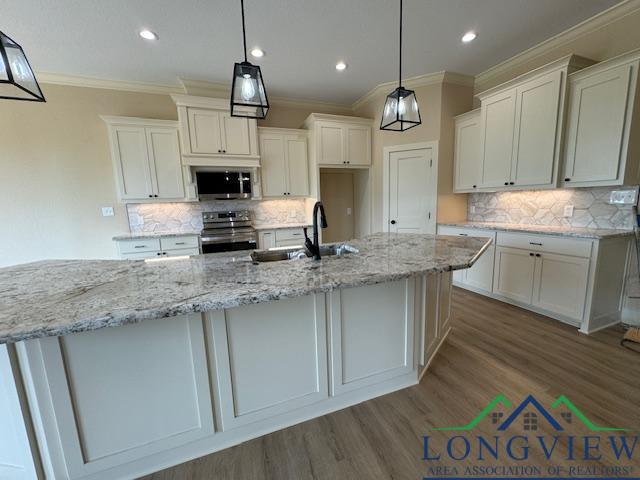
[{"left": 200, "top": 234, "right": 257, "bottom": 245}]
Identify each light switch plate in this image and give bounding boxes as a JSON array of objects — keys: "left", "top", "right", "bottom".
[
  {"left": 609, "top": 189, "right": 638, "bottom": 205},
  {"left": 563, "top": 205, "right": 574, "bottom": 217},
  {"left": 101, "top": 206, "right": 115, "bottom": 217},
  {"left": 346, "top": 207, "right": 352, "bottom": 216}
]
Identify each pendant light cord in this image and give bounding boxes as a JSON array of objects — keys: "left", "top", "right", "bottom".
[
  {"left": 241, "top": 0, "right": 248, "bottom": 62},
  {"left": 398, "top": 0, "right": 403, "bottom": 89}
]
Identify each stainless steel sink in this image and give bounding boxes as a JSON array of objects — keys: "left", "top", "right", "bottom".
[{"left": 251, "top": 244, "right": 358, "bottom": 263}]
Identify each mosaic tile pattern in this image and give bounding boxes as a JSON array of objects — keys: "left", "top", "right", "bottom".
[
  {"left": 126, "top": 199, "right": 309, "bottom": 233},
  {"left": 468, "top": 187, "right": 638, "bottom": 230}
]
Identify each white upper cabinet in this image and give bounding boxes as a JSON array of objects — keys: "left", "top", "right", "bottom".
[
  {"left": 304, "top": 114, "right": 373, "bottom": 167},
  {"left": 453, "top": 109, "right": 482, "bottom": 192},
  {"left": 259, "top": 128, "right": 309, "bottom": 198},
  {"left": 511, "top": 70, "right": 562, "bottom": 187},
  {"left": 562, "top": 50, "right": 640, "bottom": 187},
  {"left": 480, "top": 88, "right": 517, "bottom": 188},
  {"left": 102, "top": 117, "right": 186, "bottom": 202},
  {"left": 463, "top": 54, "right": 592, "bottom": 192},
  {"left": 172, "top": 95, "right": 259, "bottom": 167}
]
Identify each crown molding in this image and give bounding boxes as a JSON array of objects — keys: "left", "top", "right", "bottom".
[
  {"left": 351, "top": 70, "right": 474, "bottom": 111},
  {"left": 474, "top": 0, "right": 640, "bottom": 93},
  {"left": 37, "top": 72, "right": 183, "bottom": 95}
]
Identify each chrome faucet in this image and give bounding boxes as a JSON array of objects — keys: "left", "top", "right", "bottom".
[{"left": 304, "top": 201, "right": 328, "bottom": 261}]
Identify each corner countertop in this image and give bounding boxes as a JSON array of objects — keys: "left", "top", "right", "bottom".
[
  {"left": 252, "top": 223, "right": 312, "bottom": 231},
  {"left": 112, "top": 231, "right": 201, "bottom": 241},
  {"left": 0, "top": 233, "right": 490, "bottom": 344},
  {"left": 438, "top": 221, "right": 634, "bottom": 239}
]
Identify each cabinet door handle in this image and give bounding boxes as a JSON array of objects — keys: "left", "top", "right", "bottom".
[
  {"left": 175, "top": 242, "right": 186, "bottom": 245},
  {"left": 529, "top": 242, "right": 543, "bottom": 246},
  {"left": 509, "top": 182, "right": 515, "bottom": 185},
  {"left": 565, "top": 178, "right": 571, "bottom": 182},
  {"left": 134, "top": 245, "right": 147, "bottom": 249}
]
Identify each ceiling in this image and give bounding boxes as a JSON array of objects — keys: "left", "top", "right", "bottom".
[{"left": 0, "top": 0, "right": 621, "bottom": 105}]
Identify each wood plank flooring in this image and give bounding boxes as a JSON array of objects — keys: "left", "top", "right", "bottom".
[{"left": 141, "top": 288, "right": 640, "bottom": 480}]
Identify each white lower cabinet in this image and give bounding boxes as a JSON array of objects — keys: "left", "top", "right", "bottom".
[
  {"left": 438, "top": 225, "right": 631, "bottom": 332},
  {"left": 493, "top": 246, "right": 536, "bottom": 304},
  {"left": 115, "top": 235, "right": 200, "bottom": 259},
  {"left": 532, "top": 252, "right": 590, "bottom": 320},
  {"left": 328, "top": 279, "right": 414, "bottom": 395},
  {"left": 17, "top": 275, "right": 455, "bottom": 480},
  {"left": 257, "top": 227, "right": 307, "bottom": 249},
  {"left": 208, "top": 294, "right": 328, "bottom": 429}
]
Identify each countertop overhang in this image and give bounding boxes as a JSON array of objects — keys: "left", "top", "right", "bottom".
[
  {"left": 438, "top": 221, "right": 633, "bottom": 239},
  {"left": 0, "top": 233, "right": 491, "bottom": 344}
]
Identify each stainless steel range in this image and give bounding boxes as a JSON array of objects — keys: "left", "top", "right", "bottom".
[{"left": 200, "top": 210, "right": 257, "bottom": 254}]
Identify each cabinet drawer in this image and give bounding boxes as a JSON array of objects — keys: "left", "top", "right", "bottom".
[
  {"left": 164, "top": 248, "right": 200, "bottom": 257},
  {"left": 437, "top": 226, "right": 496, "bottom": 241},
  {"left": 160, "top": 236, "right": 200, "bottom": 251},
  {"left": 276, "top": 239, "right": 305, "bottom": 248},
  {"left": 496, "top": 232, "right": 592, "bottom": 258},
  {"left": 275, "top": 228, "right": 306, "bottom": 242},
  {"left": 118, "top": 238, "right": 161, "bottom": 254}
]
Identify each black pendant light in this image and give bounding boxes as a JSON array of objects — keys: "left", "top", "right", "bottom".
[
  {"left": 0, "top": 30, "right": 45, "bottom": 102},
  {"left": 380, "top": 0, "right": 420, "bottom": 131},
  {"left": 230, "top": 0, "right": 269, "bottom": 119}
]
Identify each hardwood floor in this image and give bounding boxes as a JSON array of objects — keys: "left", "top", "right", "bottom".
[{"left": 141, "top": 288, "right": 640, "bottom": 480}]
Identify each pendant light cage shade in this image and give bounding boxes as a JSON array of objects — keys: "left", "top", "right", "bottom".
[
  {"left": 230, "top": 61, "right": 269, "bottom": 119},
  {"left": 0, "top": 30, "right": 45, "bottom": 102},
  {"left": 380, "top": 86, "right": 421, "bottom": 131}
]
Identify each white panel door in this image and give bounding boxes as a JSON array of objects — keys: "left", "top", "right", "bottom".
[
  {"left": 532, "top": 252, "right": 590, "bottom": 321},
  {"left": 220, "top": 113, "right": 252, "bottom": 155},
  {"left": 113, "top": 126, "right": 153, "bottom": 199},
  {"left": 285, "top": 135, "right": 310, "bottom": 196},
  {"left": 33, "top": 314, "right": 214, "bottom": 478},
  {"left": 0, "top": 346, "right": 37, "bottom": 480},
  {"left": 388, "top": 148, "right": 435, "bottom": 233},
  {"left": 345, "top": 125, "right": 371, "bottom": 165},
  {"left": 493, "top": 246, "right": 535, "bottom": 304},
  {"left": 146, "top": 127, "right": 185, "bottom": 199},
  {"left": 187, "top": 108, "right": 223, "bottom": 154},
  {"left": 454, "top": 112, "right": 482, "bottom": 191},
  {"left": 328, "top": 279, "right": 415, "bottom": 395},
  {"left": 511, "top": 70, "right": 562, "bottom": 187},
  {"left": 318, "top": 123, "right": 344, "bottom": 165},
  {"left": 481, "top": 88, "right": 516, "bottom": 188},
  {"left": 260, "top": 134, "right": 287, "bottom": 197},
  {"left": 563, "top": 64, "right": 633, "bottom": 184},
  {"left": 209, "top": 294, "right": 328, "bottom": 429}
]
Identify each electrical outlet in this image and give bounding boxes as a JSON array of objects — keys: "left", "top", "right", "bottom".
[
  {"left": 609, "top": 189, "right": 638, "bottom": 205},
  {"left": 470, "top": 206, "right": 476, "bottom": 214},
  {"left": 346, "top": 207, "right": 352, "bottom": 216},
  {"left": 101, "top": 206, "right": 114, "bottom": 217},
  {"left": 563, "top": 205, "right": 574, "bottom": 217},
  {"left": 288, "top": 209, "right": 296, "bottom": 218}
]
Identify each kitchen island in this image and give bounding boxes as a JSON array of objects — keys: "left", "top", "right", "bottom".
[{"left": 0, "top": 233, "right": 490, "bottom": 480}]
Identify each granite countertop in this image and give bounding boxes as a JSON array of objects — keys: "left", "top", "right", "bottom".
[
  {"left": 252, "top": 223, "right": 312, "bottom": 231},
  {"left": 113, "top": 231, "right": 201, "bottom": 241},
  {"left": 0, "top": 233, "right": 490, "bottom": 344},
  {"left": 438, "top": 221, "right": 634, "bottom": 239}
]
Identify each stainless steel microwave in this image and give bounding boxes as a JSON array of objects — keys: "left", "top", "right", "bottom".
[{"left": 195, "top": 171, "right": 252, "bottom": 200}]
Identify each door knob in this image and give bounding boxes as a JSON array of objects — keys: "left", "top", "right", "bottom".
[{"left": 390, "top": 220, "right": 397, "bottom": 225}]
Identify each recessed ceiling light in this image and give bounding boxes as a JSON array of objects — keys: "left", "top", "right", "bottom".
[
  {"left": 461, "top": 31, "right": 477, "bottom": 43},
  {"left": 335, "top": 62, "right": 348, "bottom": 71},
  {"left": 250, "top": 48, "right": 265, "bottom": 58},
  {"left": 139, "top": 29, "right": 158, "bottom": 41}
]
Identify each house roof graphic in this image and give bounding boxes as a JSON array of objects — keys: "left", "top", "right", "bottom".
[{"left": 497, "top": 395, "right": 563, "bottom": 431}]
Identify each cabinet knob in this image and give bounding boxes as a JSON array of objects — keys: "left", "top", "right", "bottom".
[
  {"left": 536, "top": 253, "right": 541, "bottom": 257},
  {"left": 223, "top": 150, "right": 227, "bottom": 153},
  {"left": 157, "top": 252, "right": 162, "bottom": 256},
  {"left": 504, "top": 182, "right": 509, "bottom": 186},
  {"left": 472, "top": 185, "right": 477, "bottom": 189},
  {"left": 564, "top": 178, "right": 571, "bottom": 182},
  {"left": 148, "top": 194, "right": 153, "bottom": 198},
  {"left": 509, "top": 182, "right": 515, "bottom": 185},
  {"left": 390, "top": 220, "right": 397, "bottom": 225},
  {"left": 154, "top": 194, "right": 158, "bottom": 197},
  {"left": 529, "top": 252, "right": 534, "bottom": 256}
]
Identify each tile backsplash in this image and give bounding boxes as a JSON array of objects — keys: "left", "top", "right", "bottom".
[
  {"left": 468, "top": 186, "right": 639, "bottom": 230},
  {"left": 126, "top": 199, "right": 309, "bottom": 233}
]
